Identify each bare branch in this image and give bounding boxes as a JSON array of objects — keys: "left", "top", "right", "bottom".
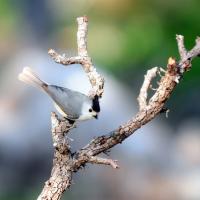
[
  {"left": 48, "top": 49, "right": 82, "bottom": 65},
  {"left": 77, "top": 16, "right": 89, "bottom": 57},
  {"left": 176, "top": 35, "right": 200, "bottom": 73},
  {"left": 73, "top": 35, "right": 200, "bottom": 173},
  {"left": 187, "top": 36, "right": 200, "bottom": 60},
  {"left": 37, "top": 113, "right": 74, "bottom": 200},
  {"left": 176, "top": 34, "right": 187, "bottom": 60},
  {"left": 88, "top": 156, "right": 119, "bottom": 169},
  {"left": 137, "top": 67, "right": 158, "bottom": 111},
  {"left": 48, "top": 16, "right": 104, "bottom": 98},
  {"left": 36, "top": 18, "right": 200, "bottom": 200}
]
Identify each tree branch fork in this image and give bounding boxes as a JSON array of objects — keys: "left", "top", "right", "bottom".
[{"left": 35, "top": 16, "right": 200, "bottom": 200}]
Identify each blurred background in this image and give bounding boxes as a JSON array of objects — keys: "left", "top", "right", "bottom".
[{"left": 0, "top": 0, "right": 200, "bottom": 199}]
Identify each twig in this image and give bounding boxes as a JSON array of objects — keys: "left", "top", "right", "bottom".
[
  {"left": 137, "top": 67, "right": 158, "bottom": 111},
  {"left": 88, "top": 156, "right": 119, "bottom": 169},
  {"left": 37, "top": 113, "right": 73, "bottom": 200},
  {"left": 48, "top": 16, "right": 104, "bottom": 98},
  {"left": 36, "top": 16, "right": 200, "bottom": 200},
  {"left": 176, "top": 34, "right": 187, "bottom": 60},
  {"left": 176, "top": 34, "right": 200, "bottom": 73}
]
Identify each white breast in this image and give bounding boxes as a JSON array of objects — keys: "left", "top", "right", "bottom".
[{"left": 78, "top": 113, "right": 93, "bottom": 121}]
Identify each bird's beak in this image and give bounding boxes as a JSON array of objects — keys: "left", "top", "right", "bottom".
[{"left": 94, "top": 114, "right": 98, "bottom": 119}]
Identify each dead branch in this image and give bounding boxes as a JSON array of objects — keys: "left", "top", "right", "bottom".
[
  {"left": 137, "top": 67, "right": 158, "bottom": 111},
  {"left": 88, "top": 156, "right": 119, "bottom": 169},
  {"left": 37, "top": 113, "right": 73, "bottom": 200},
  {"left": 48, "top": 16, "right": 104, "bottom": 98},
  {"left": 36, "top": 16, "right": 200, "bottom": 200}
]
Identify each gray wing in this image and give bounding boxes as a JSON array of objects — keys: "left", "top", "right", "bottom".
[{"left": 46, "top": 85, "right": 90, "bottom": 119}]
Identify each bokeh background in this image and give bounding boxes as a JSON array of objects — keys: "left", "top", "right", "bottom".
[{"left": 0, "top": 0, "right": 200, "bottom": 199}]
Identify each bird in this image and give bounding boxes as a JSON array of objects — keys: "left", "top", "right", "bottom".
[{"left": 18, "top": 67, "right": 100, "bottom": 121}]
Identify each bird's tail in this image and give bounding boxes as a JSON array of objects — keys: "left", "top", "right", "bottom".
[{"left": 18, "top": 67, "right": 48, "bottom": 89}]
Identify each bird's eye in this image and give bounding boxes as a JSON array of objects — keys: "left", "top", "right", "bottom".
[{"left": 89, "top": 108, "right": 92, "bottom": 112}]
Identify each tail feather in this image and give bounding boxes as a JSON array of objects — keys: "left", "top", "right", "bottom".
[{"left": 18, "top": 67, "right": 48, "bottom": 89}]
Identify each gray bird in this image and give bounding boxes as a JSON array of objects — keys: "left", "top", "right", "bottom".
[{"left": 18, "top": 67, "right": 100, "bottom": 121}]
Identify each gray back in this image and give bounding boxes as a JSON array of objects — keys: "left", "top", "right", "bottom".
[{"left": 46, "top": 85, "right": 91, "bottom": 119}]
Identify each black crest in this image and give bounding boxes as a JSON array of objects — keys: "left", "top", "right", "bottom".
[{"left": 92, "top": 95, "right": 100, "bottom": 112}]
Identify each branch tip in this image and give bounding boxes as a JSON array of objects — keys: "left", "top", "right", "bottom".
[
  {"left": 176, "top": 34, "right": 187, "bottom": 60},
  {"left": 176, "top": 34, "right": 184, "bottom": 40},
  {"left": 196, "top": 36, "right": 200, "bottom": 44},
  {"left": 138, "top": 67, "right": 158, "bottom": 111},
  {"left": 77, "top": 16, "right": 88, "bottom": 24},
  {"left": 48, "top": 48, "right": 55, "bottom": 55},
  {"left": 88, "top": 156, "right": 119, "bottom": 169}
]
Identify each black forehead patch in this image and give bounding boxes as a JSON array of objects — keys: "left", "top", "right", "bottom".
[{"left": 92, "top": 95, "right": 100, "bottom": 112}]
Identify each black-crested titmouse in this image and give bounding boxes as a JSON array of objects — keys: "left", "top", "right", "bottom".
[{"left": 18, "top": 67, "right": 100, "bottom": 121}]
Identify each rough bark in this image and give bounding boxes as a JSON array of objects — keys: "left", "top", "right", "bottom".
[{"left": 36, "top": 17, "right": 200, "bottom": 200}]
